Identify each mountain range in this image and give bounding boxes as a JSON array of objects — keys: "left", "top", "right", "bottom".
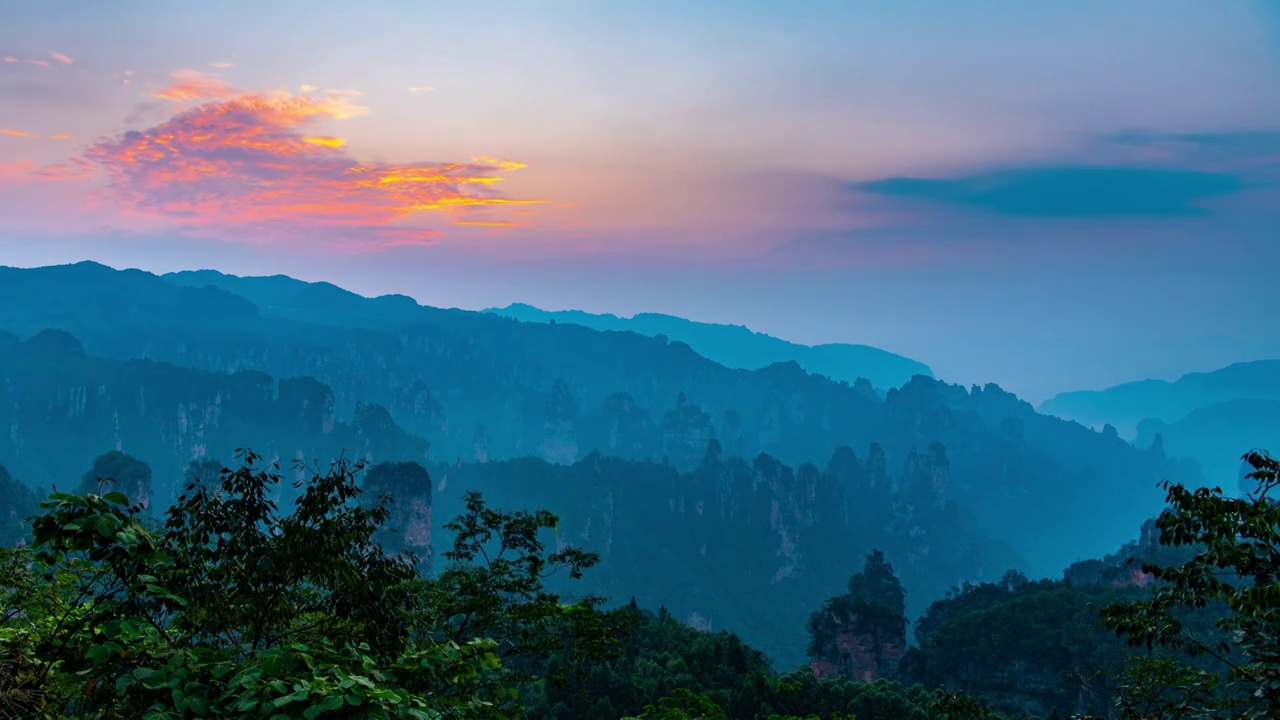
[
  {"left": 0, "top": 260, "right": 1213, "bottom": 667},
  {"left": 1039, "top": 360, "right": 1280, "bottom": 485},
  {"left": 485, "top": 303, "right": 933, "bottom": 392}
]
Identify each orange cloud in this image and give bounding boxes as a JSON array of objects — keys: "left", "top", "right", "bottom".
[
  {"left": 302, "top": 136, "right": 345, "bottom": 148},
  {"left": 154, "top": 70, "right": 239, "bottom": 102},
  {"left": 85, "top": 90, "right": 546, "bottom": 249},
  {"left": 299, "top": 83, "right": 317, "bottom": 93},
  {"left": 2, "top": 129, "right": 72, "bottom": 141},
  {"left": 49, "top": 51, "right": 73, "bottom": 64}
]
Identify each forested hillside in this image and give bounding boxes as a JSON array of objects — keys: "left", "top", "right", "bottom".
[
  {"left": 4, "top": 446, "right": 1276, "bottom": 718},
  {"left": 0, "top": 262, "right": 1199, "bottom": 575},
  {"left": 425, "top": 449, "right": 1016, "bottom": 670},
  {"left": 0, "top": 325, "right": 1014, "bottom": 668}
]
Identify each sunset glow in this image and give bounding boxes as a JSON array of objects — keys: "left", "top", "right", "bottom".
[{"left": 0, "top": 0, "right": 1277, "bottom": 398}]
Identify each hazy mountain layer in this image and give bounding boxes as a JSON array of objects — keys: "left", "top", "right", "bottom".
[
  {"left": 1039, "top": 360, "right": 1280, "bottom": 486},
  {"left": 1135, "top": 398, "right": 1280, "bottom": 490},
  {"left": 1039, "top": 360, "right": 1280, "bottom": 438},
  {"left": 0, "top": 262, "right": 1199, "bottom": 576},
  {"left": 0, "top": 328, "right": 428, "bottom": 506},
  {"left": 485, "top": 303, "right": 933, "bottom": 391},
  {"left": 0, "top": 332, "right": 1010, "bottom": 669},
  {"left": 427, "top": 450, "right": 1018, "bottom": 670}
]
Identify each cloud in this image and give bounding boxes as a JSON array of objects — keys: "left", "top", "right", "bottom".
[
  {"left": 0, "top": 55, "right": 65, "bottom": 68},
  {"left": 299, "top": 83, "right": 317, "bottom": 93},
  {"left": 153, "top": 69, "right": 240, "bottom": 103},
  {"left": 84, "top": 89, "right": 545, "bottom": 249},
  {"left": 0, "top": 158, "right": 94, "bottom": 183},
  {"left": 1, "top": 128, "right": 71, "bottom": 141},
  {"left": 209, "top": 61, "right": 234, "bottom": 69},
  {"left": 859, "top": 165, "right": 1243, "bottom": 217},
  {"left": 1108, "top": 130, "right": 1280, "bottom": 173},
  {"left": 408, "top": 86, "right": 435, "bottom": 94}
]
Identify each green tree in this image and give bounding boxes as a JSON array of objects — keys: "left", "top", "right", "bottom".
[
  {"left": 11, "top": 449, "right": 505, "bottom": 718},
  {"left": 1102, "top": 449, "right": 1280, "bottom": 718},
  {"left": 422, "top": 489, "right": 620, "bottom": 688},
  {"left": 847, "top": 550, "right": 906, "bottom": 616},
  {"left": 362, "top": 460, "right": 433, "bottom": 563},
  {"left": 76, "top": 450, "right": 153, "bottom": 509}
]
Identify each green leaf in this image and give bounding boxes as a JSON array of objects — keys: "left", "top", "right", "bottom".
[{"left": 303, "top": 694, "right": 345, "bottom": 719}]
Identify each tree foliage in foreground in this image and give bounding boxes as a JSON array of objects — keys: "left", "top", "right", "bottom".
[
  {"left": 1101, "top": 450, "right": 1280, "bottom": 719},
  {"left": 0, "top": 450, "right": 608, "bottom": 719},
  {"left": 5, "top": 442, "right": 1277, "bottom": 719}
]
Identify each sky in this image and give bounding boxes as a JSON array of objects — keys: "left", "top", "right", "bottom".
[{"left": 1, "top": 0, "right": 1278, "bottom": 403}]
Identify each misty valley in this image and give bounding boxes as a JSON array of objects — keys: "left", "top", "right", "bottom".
[{"left": 1, "top": 262, "right": 1276, "bottom": 719}]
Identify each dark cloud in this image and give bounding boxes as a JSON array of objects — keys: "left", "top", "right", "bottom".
[
  {"left": 858, "top": 165, "right": 1243, "bottom": 217},
  {"left": 1110, "top": 129, "right": 1280, "bottom": 150}
]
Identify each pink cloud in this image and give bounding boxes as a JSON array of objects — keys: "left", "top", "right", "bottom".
[
  {"left": 49, "top": 51, "right": 73, "bottom": 65},
  {"left": 0, "top": 158, "right": 94, "bottom": 183},
  {"left": 2, "top": 129, "right": 73, "bottom": 141},
  {"left": 153, "top": 69, "right": 240, "bottom": 102},
  {"left": 84, "top": 89, "right": 547, "bottom": 250}
]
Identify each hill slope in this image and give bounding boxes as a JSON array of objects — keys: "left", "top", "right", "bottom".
[{"left": 486, "top": 302, "right": 932, "bottom": 391}]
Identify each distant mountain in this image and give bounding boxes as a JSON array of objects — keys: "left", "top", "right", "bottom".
[
  {"left": 1038, "top": 361, "right": 1280, "bottom": 486},
  {"left": 1135, "top": 398, "right": 1280, "bottom": 490},
  {"left": 485, "top": 303, "right": 932, "bottom": 392},
  {"left": 1038, "top": 360, "right": 1280, "bottom": 438},
  {"left": 0, "top": 325, "right": 1012, "bottom": 670},
  {"left": 0, "top": 262, "right": 1200, "bottom": 580},
  {"left": 0, "top": 327, "right": 428, "bottom": 506}
]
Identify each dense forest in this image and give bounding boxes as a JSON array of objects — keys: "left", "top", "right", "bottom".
[{"left": 2, "top": 446, "right": 1277, "bottom": 718}]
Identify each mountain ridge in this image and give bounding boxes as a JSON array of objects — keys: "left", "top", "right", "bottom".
[
  {"left": 1038, "top": 359, "right": 1280, "bottom": 438},
  {"left": 485, "top": 302, "right": 933, "bottom": 392}
]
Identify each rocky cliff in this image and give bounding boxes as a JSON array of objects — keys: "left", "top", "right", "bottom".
[
  {"left": 0, "top": 329, "right": 429, "bottom": 505},
  {"left": 808, "top": 551, "right": 909, "bottom": 682}
]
